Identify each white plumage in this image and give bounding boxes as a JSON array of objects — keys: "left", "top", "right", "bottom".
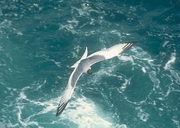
[{"left": 56, "top": 41, "right": 136, "bottom": 116}]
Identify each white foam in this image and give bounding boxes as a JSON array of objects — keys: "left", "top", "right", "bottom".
[
  {"left": 19, "top": 91, "right": 27, "bottom": 99},
  {"left": 120, "top": 79, "right": 129, "bottom": 91},
  {"left": 120, "top": 77, "right": 132, "bottom": 92},
  {"left": 164, "top": 52, "right": 176, "bottom": 70},
  {"left": 141, "top": 67, "right": 146, "bottom": 73},
  {"left": 110, "top": 30, "right": 122, "bottom": 37},
  {"left": 172, "top": 118, "right": 180, "bottom": 128},
  {"left": 0, "top": 122, "right": 5, "bottom": 128},
  {"left": 59, "top": 96, "right": 112, "bottom": 128},
  {"left": 136, "top": 107, "right": 149, "bottom": 122},
  {"left": 169, "top": 69, "right": 180, "bottom": 86},
  {"left": 118, "top": 55, "right": 134, "bottom": 64},
  {"left": 15, "top": 90, "right": 57, "bottom": 128},
  {"left": 14, "top": 85, "right": 113, "bottom": 127},
  {"left": 59, "top": 23, "right": 77, "bottom": 34},
  {"left": 162, "top": 41, "right": 169, "bottom": 47},
  {"left": 149, "top": 71, "right": 160, "bottom": 89},
  {"left": 119, "top": 124, "right": 128, "bottom": 128}
]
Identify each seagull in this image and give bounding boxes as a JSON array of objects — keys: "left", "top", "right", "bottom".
[{"left": 56, "top": 41, "right": 136, "bottom": 116}]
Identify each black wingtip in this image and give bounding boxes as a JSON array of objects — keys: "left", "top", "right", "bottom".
[
  {"left": 56, "top": 110, "right": 61, "bottom": 117},
  {"left": 127, "top": 41, "right": 137, "bottom": 45},
  {"left": 56, "top": 112, "right": 59, "bottom": 117},
  {"left": 55, "top": 101, "right": 69, "bottom": 117},
  {"left": 129, "top": 41, "right": 137, "bottom": 47},
  {"left": 122, "top": 41, "right": 137, "bottom": 51}
]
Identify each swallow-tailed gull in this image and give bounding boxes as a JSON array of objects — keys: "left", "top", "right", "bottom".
[{"left": 56, "top": 42, "right": 136, "bottom": 116}]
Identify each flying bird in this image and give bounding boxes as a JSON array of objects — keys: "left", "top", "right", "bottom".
[{"left": 56, "top": 42, "right": 136, "bottom": 116}]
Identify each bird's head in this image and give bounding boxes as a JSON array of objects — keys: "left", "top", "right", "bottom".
[{"left": 87, "top": 69, "right": 93, "bottom": 75}]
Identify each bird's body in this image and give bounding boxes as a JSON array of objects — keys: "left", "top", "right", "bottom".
[{"left": 56, "top": 42, "right": 136, "bottom": 116}]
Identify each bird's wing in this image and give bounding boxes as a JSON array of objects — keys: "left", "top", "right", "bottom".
[
  {"left": 56, "top": 65, "right": 83, "bottom": 116},
  {"left": 71, "top": 47, "right": 88, "bottom": 68},
  {"left": 84, "top": 42, "right": 136, "bottom": 67},
  {"left": 56, "top": 42, "right": 136, "bottom": 116}
]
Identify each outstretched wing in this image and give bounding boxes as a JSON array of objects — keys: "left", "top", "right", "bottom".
[
  {"left": 56, "top": 86, "right": 74, "bottom": 116},
  {"left": 84, "top": 41, "right": 136, "bottom": 67},
  {"left": 56, "top": 41, "right": 136, "bottom": 116},
  {"left": 56, "top": 65, "right": 83, "bottom": 116}
]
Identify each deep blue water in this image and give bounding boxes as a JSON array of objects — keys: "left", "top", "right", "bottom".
[{"left": 0, "top": 0, "right": 180, "bottom": 128}]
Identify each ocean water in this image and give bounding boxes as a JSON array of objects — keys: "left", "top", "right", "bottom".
[{"left": 0, "top": 0, "right": 180, "bottom": 128}]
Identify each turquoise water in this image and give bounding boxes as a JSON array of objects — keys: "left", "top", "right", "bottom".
[{"left": 0, "top": 0, "right": 180, "bottom": 128}]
